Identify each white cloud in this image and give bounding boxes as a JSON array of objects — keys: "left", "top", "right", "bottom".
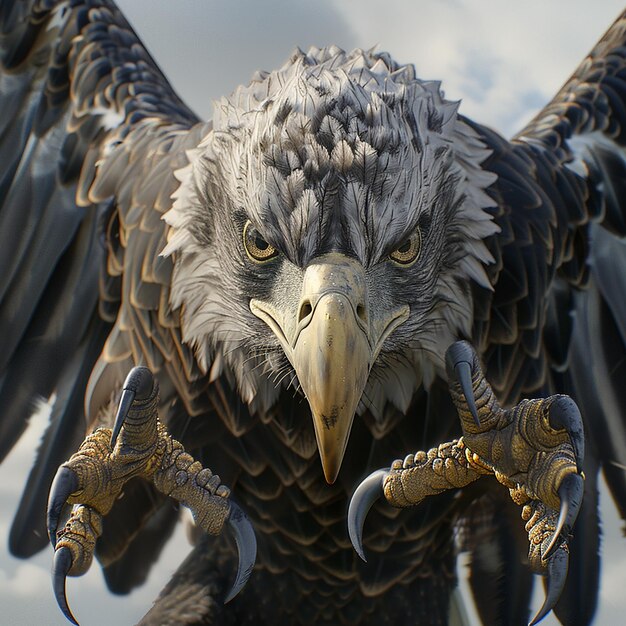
[
  {"left": 331, "top": 0, "right": 625, "bottom": 136},
  {"left": 0, "top": 562, "right": 50, "bottom": 597}
]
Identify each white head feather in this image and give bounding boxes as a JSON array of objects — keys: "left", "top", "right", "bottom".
[{"left": 162, "top": 46, "right": 499, "bottom": 418}]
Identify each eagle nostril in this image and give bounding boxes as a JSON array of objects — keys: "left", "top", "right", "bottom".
[
  {"left": 298, "top": 301, "right": 313, "bottom": 324},
  {"left": 356, "top": 304, "right": 367, "bottom": 323}
]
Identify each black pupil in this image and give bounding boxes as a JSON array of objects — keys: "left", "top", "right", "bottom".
[
  {"left": 254, "top": 233, "right": 269, "bottom": 251},
  {"left": 397, "top": 239, "right": 411, "bottom": 254}
]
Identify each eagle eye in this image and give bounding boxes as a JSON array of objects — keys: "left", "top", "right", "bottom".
[
  {"left": 389, "top": 229, "right": 421, "bottom": 266},
  {"left": 243, "top": 220, "right": 279, "bottom": 263}
]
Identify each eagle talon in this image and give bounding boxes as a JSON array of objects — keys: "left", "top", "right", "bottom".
[
  {"left": 47, "top": 366, "right": 257, "bottom": 622},
  {"left": 543, "top": 472, "right": 584, "bottom": 561},
  {"left": 446, "top": 342, "right": 482, "bottom": 426},
  {"left": 529, "top": 548, "right": 570, "bottom": 626},
  {"left": 455, "top": 361, "right": 481, "bottom": 426},
  {"left": 447, "top": 342, "right": 584, "bottom": 622},
  {"left": 224, "top": 501, "right": 258, "bottom": 603},
  {"left": 546, "top": 396, "right": 585, "bottom": 474},
  {"left": 347, "top": 469, "right": 388, "bottom": 562},
  {"left": 52, "top": 546, "right": 79, "bottom": 626},
  {"left": 523, "top": 497, "right": 577, "bottom": 625},
  {"left": 110, "top": 366, "right": 155, "bottom": 448},
  {"left": 47, "top": 466, "right": 79, "bottom": 548},
  {"left": 349, "top": 341, "right": 585, "bottom": 625}
]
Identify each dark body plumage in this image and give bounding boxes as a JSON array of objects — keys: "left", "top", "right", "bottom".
[{"left": 2, "top": 2, "right": 626, "bottom": 625}]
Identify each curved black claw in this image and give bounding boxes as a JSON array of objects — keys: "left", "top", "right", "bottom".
[
  {"left": 52, "top": 546, "right": 79, "bottom": 625},
  {"left": 548, "top": 396, "right": 585, "bottom": 474},
  {"left": 544, "top": 472, "right": 584, "bottom": 560},
  {"left": 110, "top": 366, "right": 155, "bottom": 448},
  {"left": 455, "top": 361, "right": 480, "bottom": 426},
  {"left": 347, "top": 469, "right": 387, "bottom": 562},
  {"left": 47, "top": 466, "right": 79, "bottom": 548},
  {"left": 224, "top": 501, "right": 257, "bottom": 603},
  {"left": 529, "top": 548, "right": 569, "bottom": 626},
  {"left": 445, "top": 342, "right": 480, "bottom": 426}
]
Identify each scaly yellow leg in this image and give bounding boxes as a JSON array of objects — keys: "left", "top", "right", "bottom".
[
  {"left": 348, "top": 341, "right": 584, "bottom": 626},
  {"left": 47, "top": 367, "right": 256, "bottom": 625}
]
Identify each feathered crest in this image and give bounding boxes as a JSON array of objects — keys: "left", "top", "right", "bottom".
[{"left": 205, "top": 47, "right": 498, "bottom": 267}]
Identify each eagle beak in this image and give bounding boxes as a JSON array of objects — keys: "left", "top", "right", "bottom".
[
  {"left": 251, "top": 253, "right": 408, "bottom": 484},
  {"left": 292, "top": 287, "right": 370, "bottom": 484},
  {"left": 286, "top": 254, "right": 371, "bottom": 484}
]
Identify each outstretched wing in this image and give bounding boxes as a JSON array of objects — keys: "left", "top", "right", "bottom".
[
  {"left": 460, "top": 9, "right": 626, "bottom": 624},
  {"left": 0, "top": 0, "right": 210, "bottom": 572}
]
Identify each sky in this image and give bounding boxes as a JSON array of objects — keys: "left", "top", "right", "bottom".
[{"left": 1, "top": 1, "right": 626, "bottom": 625}]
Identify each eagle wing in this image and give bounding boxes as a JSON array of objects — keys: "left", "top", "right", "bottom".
[
  {"left": 0, "top": 3, "right": 453, "bottom": 613},
  {"left": 458, "top": 10, "right": 626, "bottom": 624},
  {"left": 0, "top": 0, "right": 214, "bottom": 583}
]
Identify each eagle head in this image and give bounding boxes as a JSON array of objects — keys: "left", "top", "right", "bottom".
[{"left": 163, "top": 47, "right": 498, "bottom": 483}]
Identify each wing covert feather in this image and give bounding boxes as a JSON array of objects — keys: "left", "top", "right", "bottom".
[{"left": 0, "top": 0, "right": 219, "bottom": 566}]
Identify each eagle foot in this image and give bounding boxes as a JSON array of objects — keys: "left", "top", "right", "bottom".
[
  {"left": 46, "top": 367, "right": 256, "bottom": 625},
  {"left": 348, "top": 340, "right": 584, "bottom": 626}
]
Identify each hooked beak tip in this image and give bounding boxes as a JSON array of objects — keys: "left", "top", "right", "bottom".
[
  {"left": 317, "top": 430, "right": 350, "bottom": 484},
  {"left": 323, "top": 466, "right": 339, "bottom": 485}
]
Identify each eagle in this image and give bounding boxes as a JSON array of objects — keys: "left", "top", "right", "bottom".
[{"left": 1, "top": 1, "right": 626, "bottom": 625}]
